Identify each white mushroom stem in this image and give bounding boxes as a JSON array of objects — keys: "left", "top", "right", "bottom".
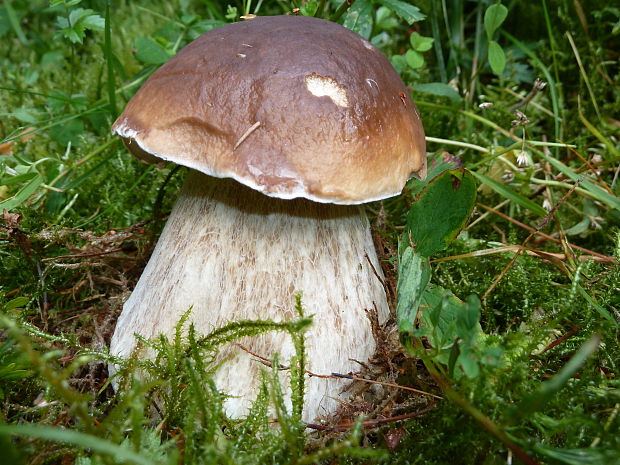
[{"left": 110, "top": 170, "right": 389, "bottom": 421}]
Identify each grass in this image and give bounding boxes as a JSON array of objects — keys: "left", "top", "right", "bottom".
[{"left": 1, "top": 0, "right": 619, "bottom": 464}]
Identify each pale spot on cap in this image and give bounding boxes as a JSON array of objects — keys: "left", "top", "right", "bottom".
[{"left": 304, "top": 74, "right": 349, "bottom": 107}]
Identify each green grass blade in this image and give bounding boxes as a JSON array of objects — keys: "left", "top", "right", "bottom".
[
  {"left": 104, "top": 1, "right": 117, "bottom": 117},
  {"left": 576, "top": 285, "right": 618, "bottom": 327},
  {"left": 578, "top": 109, "right": 619, "bottom": 160},
  {"left": 0, "top": 173, "right": 43, "bottom": 211},
  {"left": 0, "top": 425, "right": 159, "bottom": 465},
  {"left": 533, "top": 148, "right": 620, "bottom": 211},
  {"left": 470, "top": 171, "right": 547, "bottom": 216},
  {"left": 2, "top": 0, "right": 27, "bottom": 44},
  {"left": 502, "top": 30, "right": 562, "bottom": 144},
  {"left": 566, "top": 31, "right": 601, "bottom": 121},
  {"left": 509, "top": 334, "right": 600, "bottom": 422}
]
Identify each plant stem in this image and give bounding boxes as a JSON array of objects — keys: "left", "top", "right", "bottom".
[{"left": 330, "top": 0, "right": 356, "bottom": 22}]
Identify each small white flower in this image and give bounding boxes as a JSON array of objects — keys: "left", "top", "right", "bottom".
[
  {"left": 501, "top": 170, "right": 515, "bottom": 182},
  {"left": 516, "top": 150, "right": 532, "bottom": 167},
  {"left": 591, "top": 154, "right": 603, "bottom": 175},
  {"left": 543, "top": 199, "right": 553, "bottom": 211},
  {"left": 479, "top": 102, "right": 493, "bottom": 109},
  {"left": 534, "top": 78, "right": 547, "bottom": 92},
  {"left": 590, "top": 216, "right": 604, "bottom": 229},
  {"left": 512, "top": 110, "right": 530, "bottom": 127}
]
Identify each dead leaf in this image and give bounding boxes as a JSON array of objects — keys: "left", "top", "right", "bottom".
[
  {"left": 0, "top": 127, "right": 37, "bottom": 155},
  {"left": 1, "top": 208, "right": 21, "bottom": 229}
]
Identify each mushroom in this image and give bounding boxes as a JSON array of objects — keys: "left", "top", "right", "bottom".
[{"left": 110, "top": 15, "right": 425, "bottom": 422}]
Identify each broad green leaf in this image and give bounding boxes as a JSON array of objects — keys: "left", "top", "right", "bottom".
[
  {"left": 0, "top": 173, "right": 43, "bottom": 211},
  {"left": 563, "top": 216, "right": 590, "bottom": 235},
  {"left": 484, "top": 3, "right": 508, "bottom": 39},
  {"left": 455, "top": 295, "right": 481, "bottom": 342},
  {"left": 47, "top": 118, "right": 84, "bottom": 146},
  {"left": 80, "top": 13, "right": 104, "bottom": 30},
  {"left": 12, "top": 108, "right": 39, "bottom": 124},
  {"left": 405, "top": 49, "right": 424, "bottom": 69},
  {"left": 375, "top": 6, "right": 399, "bottom": 30},
  {"left": 299, "top": 0, "right": 318, "bottom": 16},
  {"left": 396, "top": 246, "right": 431, "bottom": 334},
  {"left": 343, "top": 0, "right": 373, "bottom": 39},
  {"left": 471, "top": 170, "right": 547, "bottom": 216},
  {"left": 407, "top": 169, "right": 477, "bottom": 257},
  {"left": 419, "top": 286, "right": 482, "bottom": 352},
  {"left": 4, "top": 297, "right": 29, "bottom": 310},
  {"left": 134, "top": 37, "right": 171, "bottom": 65},
  {"left": 56, "top": 8, "right": 104, "bottom": 44},
  {"left": 406, "top": 151, "right": 463, "bottom": 198},
  {"left": 409, "top": 32, "right": 434, "bottom": 52},
  {"left": 377, "top": 0, "right": 425, "bottom": 25},
  {"left": 416, "top": 285, "right": 485, "bottom": 378},
  {"left": 457, "top": 349, "right": 480, "bottom": 378},
  {"left": 413, "top": 82, "right": 462, "bottom": 103},
  {"left": 487, "top": 40, "right": 506, "bottom": 76}
]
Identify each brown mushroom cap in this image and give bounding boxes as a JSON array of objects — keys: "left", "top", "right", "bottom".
[{"left": 112, "top": 15, "right": 426, "bottom": 204}]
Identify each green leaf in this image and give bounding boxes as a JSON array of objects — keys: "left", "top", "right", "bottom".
[
  {"left": 419, "top": 286, "right": 482, "bottom": 352},
  {"left": 2, "top": 0, "right": 27, "bottom": 44},
  {"left": 56, "top": 8, "right": 104, "bottom": 44},
  {"left": 457, "top": 349, "right": 480, "bottom": 378},
  {"left": 0, "top": 173, "right": 43, "bottom": 211},
  {"left": 0, "top": 6, "right": 12, "bottom": 39},
  {"left": 533, "top": 444, "right": 620, "bottom": 465},
  {"left": 4, "top": 297, "right": 29, "bottom": 310},
  {"left": 134, "top": 37, "right": 171, "bottom": 65},
  {"left": 535, "top": 150, "right": 620, "bottom": 211},
  {"left": 509, "top": 335, "right": 600, "bottom": 423},
  {"left": 50, "top": 0, "right": 82, "bottom": 6},
  {"left": 455, "top": 295, "right": 481, "bottom": 341},
  {"left": 0, "top": 425, "right": 158, "bottom": 465},
  {"left": 376, "top": 0, "right": 425, "bottom": 25},
  {"left": 12, "top": 108, "right": 40, "bottom": 124},
  {"left": 406, "top": 169, "right": 477, "bottom": 257},
  {"left": 225, "top": 5, "right": 238, "bottom": 21},
  {"left": 396, "top": 246, "right": 431, "bottom": 334},
  {"left": 0, "top": 172, "right": 37, "bottom": 187},
  {"left": 470, "top": 170, "right": 547, "bottom": 216},
  {"left": 484, "top": 3, "right": 508, "bottom": 39},
  {"left": 47, "top": 118, "right": 84, "bottom": 146},
  {"left": 487, "top": 40, "right": 506, "bottom": 76},
  {"left": 413, "top": 82, "right": 462, "bottom": 103},
  {"left": 409, "top": 32, "right": 434, "bottom": 52},
  {"left": 375, "top": 6, "right": 399, "bottom": 30},
  {"left": 80, "top": 13, "right": 105, "bottom": 30},
  {"left": 343, "top": 0, "right": 373, "bottom": 39},
  {"left": 406, "top": 151, "right": 463, "bottom": 198},
  {"left": 405, "top": 49, "right": 424, "bottom": 69},
  {"left": 299, "top": 0, "right": 318, "bottom": 16},
  {"left": 576, "top": 284, "right": 618, "bottom": 326}
]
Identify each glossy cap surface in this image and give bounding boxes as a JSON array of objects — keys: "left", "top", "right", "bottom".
[{"left": 112, "top": 15, "right": 426, "bottom": 204}]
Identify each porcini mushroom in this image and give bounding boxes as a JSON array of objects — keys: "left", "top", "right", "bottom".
[{"left": 110, "top": 15, "right": 425, "bottom": 421}]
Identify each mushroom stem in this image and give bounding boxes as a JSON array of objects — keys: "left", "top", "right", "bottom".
[{"left": 110, "top": 170, "right": 389, "bottom": 421}]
